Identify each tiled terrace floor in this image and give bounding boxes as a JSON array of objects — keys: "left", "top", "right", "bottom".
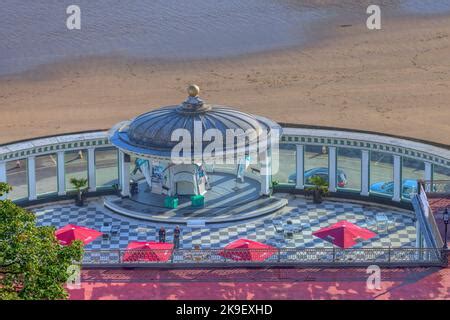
[{"left": 33, "top": 195, "right": 416, "bottom": 250}]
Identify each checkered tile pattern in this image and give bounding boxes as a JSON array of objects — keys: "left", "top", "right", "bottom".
[{"left": 34, "top": 197, "right": 417, "bottom": 250}]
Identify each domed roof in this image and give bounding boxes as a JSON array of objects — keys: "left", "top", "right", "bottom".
[
  {"left": 109, "top": 85, "right": 281, "bottom": 159},
  {"left": 128, "top": 105, "right": 265, "bottom": 150}
]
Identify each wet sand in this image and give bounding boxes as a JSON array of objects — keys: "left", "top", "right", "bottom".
[{"left": 0, "top": 14, "right": 449, "bottom": 145}]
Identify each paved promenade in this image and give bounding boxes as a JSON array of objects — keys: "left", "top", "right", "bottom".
[
  {"left": 68, "top": 266, "right": 449, "bottom": 300},
  {"left": 429, "top": 197, "right": 450, "bottom": 247}
]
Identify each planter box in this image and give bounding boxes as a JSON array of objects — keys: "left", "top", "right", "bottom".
[
  {"left": 164, "top": 196, "right": 179, "bottom": 209},
  {"left": 190, "top": 195, "right": 205, "bottom": 207}
]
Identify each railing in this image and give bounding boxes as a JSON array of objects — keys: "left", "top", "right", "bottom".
[
  {"left": 417, "top": 182, "right": 445, "bottom": 249},
  {"left": 422, "top": 180, "right": 450, "bottom": 195},
  {"left": 82, "top": 247, "right": 444, "bottom": 267}
]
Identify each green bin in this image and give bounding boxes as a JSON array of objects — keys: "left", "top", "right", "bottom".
[
  {"left": 164, "top": 196, "right": 178, "bottom": 209},
  {"left": 190, "top": 195, "right": 205, "bottom": 207}
]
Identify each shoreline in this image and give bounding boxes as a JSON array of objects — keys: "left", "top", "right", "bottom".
[
  {"left": 2, "top": 2, "right": 450, "bottom": 79},
  {"left": 0, "top": 14, "right": 449, "bottom": 145}
]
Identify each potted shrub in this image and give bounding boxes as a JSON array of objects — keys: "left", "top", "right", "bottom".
[
  {"left": 306, "top": 176, "right": 329, "bottom": 204},
  {"left": 70, "top": 177, "right": 88, "bottom": 206}
]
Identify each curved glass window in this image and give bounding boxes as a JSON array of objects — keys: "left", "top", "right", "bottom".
[
  {"left": 304, "top": 145, "right": 329, "bottom": 186},
  {"left": 272, "top": 144, "right": 296, "bottom": 186},
  {"left": 206, "top": 163, "right": 235, "bottom": 174},
  {"left": 153, "top": 160, "right": 171, "bottom": 181},
  {"left": 401, "top": 157, "right": 424, "bottom": 199},
  {"left": 247, "top": 162, "right": 261, "bottom": 182},
  {"left": 337, "top": 148, "right": 361, "bottom": 191},
  {"left": 36, "top": 154, "right": 57, "bottom": 197},
  {"left": 65, "top": 150, "right": 88, "bottom": 191},
  {"left": 6, "top": 159, "right": 27, "bottom": 200},
  {"left": 433, "top": 165, "right": 450, "bottom": 180},
  {"left": 129, "top": 154, "right": 144, "bottom": 181},
  {"left": 370, "top": 151, "right": 394, "bottom": 197},
  {"left": 95, "top": 148, "right": 118, "bottom": 188}
]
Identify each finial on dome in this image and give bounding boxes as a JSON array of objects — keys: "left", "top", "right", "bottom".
[
  {"left": 177, "top": 84, "right": 210, "bottom": 113},
  {"left": 187, "top": 84, "right": 200, "bottom": 97}
]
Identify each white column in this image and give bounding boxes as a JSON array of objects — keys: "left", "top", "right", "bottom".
[
  {"left": 118, "top": 150, "right": 123, "bottom": 186},
  {"left": 57, "top": 151, "right": 66, "bottom": 196},
  {"left": 0, "top": 161, "right": 6, "bottom": 183},
  {"left": 328, "top": 147, "right": 337, "bottom": 192},
  {"left": 424, "top": 162, "right": 432, "bottom": 181},
  {"left": 260, "top": 148, "right": 270, "bottom": 196},
  {"left": 119, "top": 151, "right": 130, "bottom": 197},
  {"left": 148, "top": 160, "right": 153, "bottom": 191},
  {"left": 27, "top": 156, "right": 37, "bottom": 201},
  {"left": 424, "top": 162, "right": 432, "bottom": 193},
  {"left": 361, "top": 150, "right": 370, "bottom": 196},
  {"left": 0, "top": 161, "right": 6, "bottom": 200},
  {"left": 393, "top": 155, "right": 401, "bottom": 202},
  {"left": 295, "top": 145, "right": 304, "bottom": 189},
  {"left": 87, "top": 148, "right": 96, "bottom": 192}
]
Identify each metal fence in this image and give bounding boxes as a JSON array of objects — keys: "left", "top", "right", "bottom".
[
  {"left": 423, "top": 180, "right": 450, "bottom": 195},
  {"left": 82, "top": 247, "right": 445, "bottom": 267},
  {"left": 416, "top": 184, "right": 445, "bottom": 249}
]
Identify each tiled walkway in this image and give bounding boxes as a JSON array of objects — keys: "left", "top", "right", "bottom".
[{"left": 33, "top": 195, "right": 416, "bottom": 250}]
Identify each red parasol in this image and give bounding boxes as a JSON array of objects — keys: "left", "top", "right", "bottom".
[
  {"left": 123, "top": 241, "right": 174, "bottom": 262},
  {"left": 219, "top": 238, "right": 277, "bottom": 261},
  {"left": 55, "top": 224, "right": 102, "bottom": 246},
  {"left": 313, "top": 220, "right": 376, "bottom": 249}
]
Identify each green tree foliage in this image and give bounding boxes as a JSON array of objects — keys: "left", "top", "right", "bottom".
[
  {"left": 69, "top": 177, "right": 88, "bottom": 192},
  {"left": 0, "top": 182, "right": 12, "bottom": 197},
  {"left": 70, "top": 177, "right": 88, "bottom": 203},
  {"left": 0, "top": 183, "right": 83, "bottom": 300},
  {"left": 307, "top": 175, "right": 329, "bottom": 194}
]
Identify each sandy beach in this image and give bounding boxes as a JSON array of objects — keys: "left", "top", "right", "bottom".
[{"left": 0, "top": 14, "right": 449, "bottom": 145}]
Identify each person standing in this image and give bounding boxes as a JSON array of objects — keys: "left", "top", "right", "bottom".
[
  {"left": 173, "top": 225, "right": 181, "bottom": 249},
  {"left": 158, "top": 227, "right": 166, "bottom": 243}
]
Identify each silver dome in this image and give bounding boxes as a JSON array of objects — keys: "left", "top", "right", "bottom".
[
  {"left": 127, "top": 105, "right": 265, "bottom": 150},
  {"left": 109, "top": 86, "right": 281, "bottom": 159}
]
